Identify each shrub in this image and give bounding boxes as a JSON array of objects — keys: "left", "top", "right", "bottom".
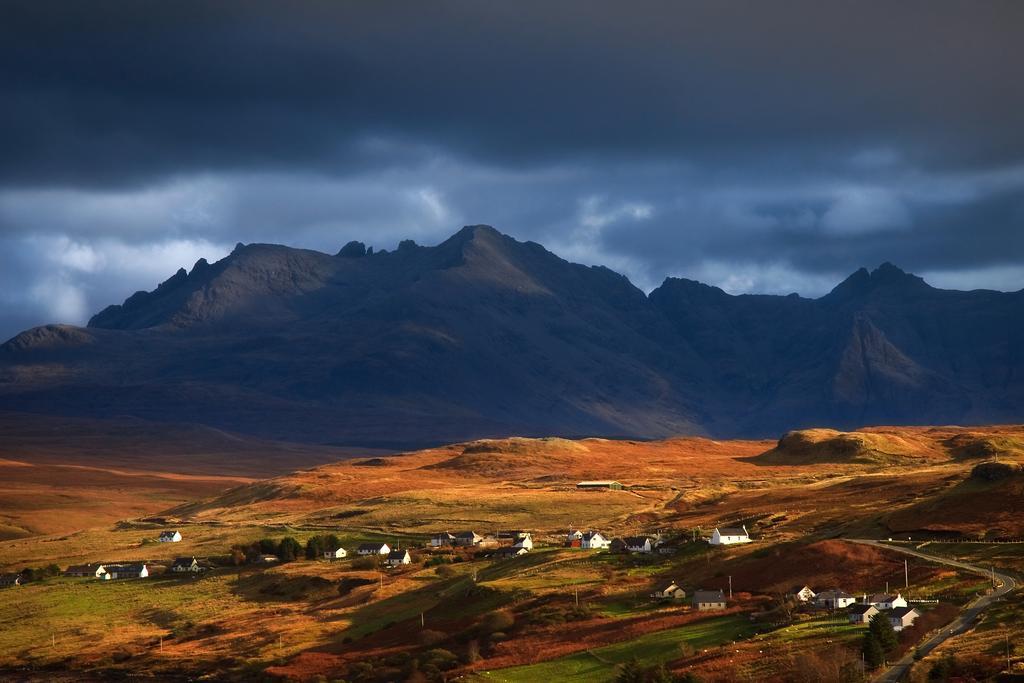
[
  {"left": 422, "top": 648, "right": 458, "bottom": 671},
  {"left": 418, "top": 629, "right": 446, "bottom": 646},
  {"left": 481, "top": 609, "right": 515, "bottom": 633},
  {"left": 351, "top": 556, "right": 379, "bottom": 570}
]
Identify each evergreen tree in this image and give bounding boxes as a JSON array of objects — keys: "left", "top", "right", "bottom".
[
  {"left": 616, "top": 660, "right": 645, "bottom": 683},
  {"left": 305, "top": 536, "right": 323, "bottom": 559},
  {"left": 325, "top": 533, "right": 341, "bottom": 551},
  {"left": 277, "top": 536, "right": 302, "bottom": 562},
  {"left": 862, "top": 632, "right": 885, "bottom": 668},
  {"left": 868, "top": 612, "right": 899, "bottom": 653}
]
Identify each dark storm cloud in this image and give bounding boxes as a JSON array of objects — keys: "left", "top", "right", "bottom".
[
  {"left": 3, "top": 1, "right": 1023, "bottom": 186},
  {"left": 0, "top": 1, "right": 1023, "bottom": 340}
]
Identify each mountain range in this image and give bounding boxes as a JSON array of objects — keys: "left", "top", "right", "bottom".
[{"left": 1, "top": 225, "right": 1022, "bottom": 448}]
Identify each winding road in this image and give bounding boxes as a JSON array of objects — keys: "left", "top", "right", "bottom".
[{"left": 848, "top": 539, "right": 1017, "bottom": 683}]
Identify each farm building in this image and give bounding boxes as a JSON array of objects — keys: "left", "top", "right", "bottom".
[
  {"left": 158, "top": 530, "right": 182, "bottom": 543},
  {"left": 322, "top": 547, "right": 348, "bottom": 560},
  {"left": 815, "top": 589, "right": 857, "bottom": 609},
  {"left": 565, "top": 529, "right": 584, "bottom": 546},
  {"left": 454, "top": 531, "right": 483, "bottom": 547},
  {"left": 692, "top": 589, "right": 727, "bottom": 610},
  {"left": 789, "top": 585, "right": 816, "bottom": 602},
  {"left": 0, "top": 573, "right": 22, "bottom": 588},
  {"left": 64, "top": 564, "right": 106, "bottom": 578},
  {"left": 864, "top": 592, "right": 907, "bottom": 610},
  {"left": 652, "top": 582, "right": 686, "bottom": 600},
  {"left": 98, "top": 563, "right": 149, "bottom": 580},
  {"left": 386, "top": 549, "right": 412, "bottom": 566},
  {"left": 889, "top": 606, "right": 920, "bottom": 631},
  {"left": 576, "top": 480, "right": 624, "bottom": 490},
  {"left": 624, "top": 536, "right": 654, "bottom": 553},
  {"left": 171, "top": 557, "right": 201, "bottom": 573},
  {"left": 430, "top": 532, "right": 456, "bottom": 547},
  {"left": 847, "top": 604, "right": 880, "bottom": 624},
  {"left": 494, "top": 546, "right": 529, "bottom": 559},
  {"left": 709, "top": 525, "right": 751, "bottom": 545},
  {"left": 581, "top": 531, "right": 611, "bottom": 550},
  {"left": 357, "top": 543, "right": 391, "bottom": 556}
]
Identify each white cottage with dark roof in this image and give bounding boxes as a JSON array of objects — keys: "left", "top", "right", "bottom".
[{"left": 709, "top": 525, "right": 751, "bottom": 545}]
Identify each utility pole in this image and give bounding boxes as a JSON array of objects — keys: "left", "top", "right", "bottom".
[
  {"left": 885, "top": 580, "right": 889, "bottom": 594},
  {"left": 575, "top": 587, "right": 579, "bottom": 606},
  {"left": 905, "top": 559, "right": 909, "bottom": 589},
  {"left": 1006, "top": 631, "right": 1011, "bottom": 672},
  {"left": 728, "top": 575, "right": 733, "bottom": 599},
  {"left": 992, "top": 566, "right": 996, "bottom": 588},
  {"left": 421, "top": 612, "right": 425, "bottom": 628}
]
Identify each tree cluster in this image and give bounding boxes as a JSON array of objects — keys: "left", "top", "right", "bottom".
[
  {"left": 304, "top": 534, "right": 342, "bottom": 559},
  {"left": 16, "top": 564, "right": 61, "bottom": 582},
  {"left": 230, "top": 536, "right": 303, "bottom": 565}
]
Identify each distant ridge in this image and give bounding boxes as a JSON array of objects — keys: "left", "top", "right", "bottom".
[{"left": 2, "top": 225, "right": 1022, "bottom": 447}]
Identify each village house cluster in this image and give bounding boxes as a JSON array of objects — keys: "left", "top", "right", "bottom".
[
  {"left": 789, "top": 585, "right": 921, "bottom": 631},
  {"left": 0, "top": 524, "right": 937, "bottom": 642}
]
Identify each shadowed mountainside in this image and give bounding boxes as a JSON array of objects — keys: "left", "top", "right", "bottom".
[{"left": 1, "top": 225, "right": 1022, "bottom": 447}]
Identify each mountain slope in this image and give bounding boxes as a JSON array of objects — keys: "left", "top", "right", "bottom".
[{"left": 1, "top": 225, "right": 1022, "bottom": 447}]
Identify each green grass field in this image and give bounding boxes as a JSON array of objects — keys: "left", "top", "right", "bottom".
[{"left": 477, "top": 614, "right": 756, "bottom": 683}]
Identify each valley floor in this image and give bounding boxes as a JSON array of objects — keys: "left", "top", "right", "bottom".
[{"left": 1, "top": 423, "right": 1022, "bottom": 681}]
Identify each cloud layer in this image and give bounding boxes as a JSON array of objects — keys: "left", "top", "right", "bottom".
[{"left": 1, "top": 1, "right": 1022, "bottom": 339}]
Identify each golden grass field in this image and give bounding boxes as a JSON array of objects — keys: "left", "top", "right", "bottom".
[{"left": 1, "top": 420, "right": 1022, "bottom": 681}]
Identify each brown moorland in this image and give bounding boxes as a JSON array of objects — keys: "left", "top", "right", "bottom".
[{"left": 1, "top": 423, "right": 1022, "bottom": 681}]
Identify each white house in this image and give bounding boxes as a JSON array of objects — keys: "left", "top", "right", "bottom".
[
  {"left": 431, "top": 532, "right": 456, "bottom": 547},
  {"left": 624, "top": 536, "right": 654, "bottom": 553},
  {"left": 386, "top": 549, "right": 412, "bottom": 566},
  {"left": 171, "top": 557, "right": 201, "bottom": 573},
  {"left": 815, "top": 589, "right": 857, "bottom": 609},
  {"left": 651, "top": 582, "right": 686, "bottom": 600},
  {"left": 581, "top": 531, "right": 611, "bottom": 550},
  {"left": 789, "top": 585, "right": 816, "bottom": 602},
  {"left": 864, "top": 593, "right": 907, "bottom": 610},
  {"left": 158, "top": 530, "right": 182, "bottom": 543},
  {"left": 512, "top": 532, "right": 533, "bottom": 551},
  {"left": 693, "top": 589, "right": 727, "bottom": 610},
  {"left": 322, "top": 547, "right": 348, "bottom": 560},
  {"left": 566, "top": 529, "right": 584, "bottom": 545},
  {"left": 357, "top": 543, "right": 391, "bottom": 556},
  {"left": 709, "top": 526, "right": 751, "bottom": 545},
  {"left": 889, "top": 606, "right": 920, "bottom": 632},
  {"left": 99, "top": 563, "right": 149, "bottom": 580}
]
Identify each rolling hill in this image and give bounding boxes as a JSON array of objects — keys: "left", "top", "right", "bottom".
[{"left": 1, "top": 225, "right": 1022, "bottom": 448}]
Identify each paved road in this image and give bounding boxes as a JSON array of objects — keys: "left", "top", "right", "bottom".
[{"left": 848, "top": 539, "right": 1017, "bottom": 682}]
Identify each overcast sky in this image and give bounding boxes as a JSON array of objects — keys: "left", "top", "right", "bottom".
[{"left": 2, "top": 1, "right": 1023, "bottom": 340}]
